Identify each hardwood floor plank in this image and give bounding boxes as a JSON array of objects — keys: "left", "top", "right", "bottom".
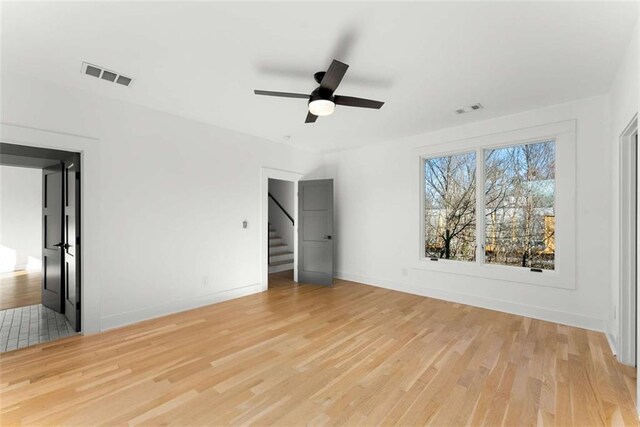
[
  {"left": 0, "top": 271, "right": 41, "bottom": 311},
  {"left": 0, "top": 272, "right": 637, "bottom": 426}
]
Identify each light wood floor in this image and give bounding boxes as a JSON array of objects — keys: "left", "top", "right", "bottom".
[
  {"left": 1, "top": 272, "right": 637, "bottom": 426},
  {"left": 0, "top": 271, "right": 41, "bottom": 310}
]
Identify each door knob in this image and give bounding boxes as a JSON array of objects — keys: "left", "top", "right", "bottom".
[
  {"left": 53, "top": 242, "right": 63, "bottom": 248},
  {"left": 326, "top": 235, "right": 332, "bottom": 240}
]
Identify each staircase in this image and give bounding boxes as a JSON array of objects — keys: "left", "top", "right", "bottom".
[{"left": 268, "top": 224, "right": 294, "bottom": 273}]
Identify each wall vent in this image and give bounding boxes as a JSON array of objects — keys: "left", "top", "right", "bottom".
[
  {"left": 455, "top": 103, "right": 483, "bottom": 114},
  {"left": 81, "top": 62, "right": 133, "bottom": 87}
]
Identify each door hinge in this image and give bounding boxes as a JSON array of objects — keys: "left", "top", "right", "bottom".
[{"left": 76, "top": 302, "right": 81, "bottom": 309}]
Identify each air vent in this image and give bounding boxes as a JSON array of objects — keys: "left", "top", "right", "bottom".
[
  {"left": 85, "top": 65, "right": 101, "bottom": 78},
  {"left": 81, "top": 62, "right": 133, "bottom": 87},
  {"left": 116, "top": 76, "right": 132, "bottom": 86},
  {"left": 101, "top": 70, "right": 117, "bottom": 82},
  {"left": 455, "top": 103, "right": 483, "bottom": 114}
]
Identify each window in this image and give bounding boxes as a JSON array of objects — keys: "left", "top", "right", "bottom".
[
  {"left": 418, "top": 121, "right": 575, "bottom": 288},
  {"left": 424, "top": 152, "right": 476, "bottom": 261},
  {"left": 484, "top": 141, "right": 555, "bottom": 270},
  {"left": 423, "top": 141, "right": 556, "bottom": 269}
]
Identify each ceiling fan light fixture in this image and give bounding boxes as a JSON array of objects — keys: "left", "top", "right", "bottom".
[
  {"left": 308, "top": 99, "right": 335, "bottom": 116},
  {"left": 254, "top": 59, "right": 383, "bottom": 123}
]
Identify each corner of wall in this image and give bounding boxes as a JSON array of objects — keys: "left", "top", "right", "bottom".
[{"left": 606, "top": 21, "right": 639, "bottom": 354}]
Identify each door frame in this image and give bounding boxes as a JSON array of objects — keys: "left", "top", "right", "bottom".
[
  {"left": 261, "top": 167, "right": 303, "bottom": 291},
  {"left": 619, "top": 115, "right": 638, "bottom": 366},
  {"left": 0, "top": 123, "right": 101, "bottom": 334}
]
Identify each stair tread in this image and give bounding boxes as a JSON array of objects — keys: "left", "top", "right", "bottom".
[
  {"left": 269, "top": 260, "right": 294, "bottom": 266},
  {"left": 269, "top": 243, "right": 287, "bottom": 248},
  {"left": 269, "top": 251, "right": 293, "bottom": 256}
]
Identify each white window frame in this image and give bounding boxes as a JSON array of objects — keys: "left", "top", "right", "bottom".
[{"left": 416, "top": 120, "right": 576, "bottom": 289}]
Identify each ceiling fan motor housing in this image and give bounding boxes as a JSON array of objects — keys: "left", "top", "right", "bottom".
[{"left": 310, "top": 87, "right": 334, "bottom": 104}]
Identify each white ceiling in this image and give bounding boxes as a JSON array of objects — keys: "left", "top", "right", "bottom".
[{"left": 1, "top": 2, "right": 637, "bottom": 152}]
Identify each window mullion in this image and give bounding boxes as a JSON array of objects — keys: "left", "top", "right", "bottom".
[{"left": 476, "top": 147, "right": 485, "bottom": 265}]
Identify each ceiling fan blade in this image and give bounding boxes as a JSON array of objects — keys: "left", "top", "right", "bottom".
[
  {"left": 305, "top": 111, "right": 318, "bottom": 123},
  {"left": 319, "top": 60, "right": 349, "bottom": 95},
  {"left": 334, "top": 95, "right": 385, "bottom": 109},
  {"left": 254, "top": 90, "right": 309, "bottom": 99}
]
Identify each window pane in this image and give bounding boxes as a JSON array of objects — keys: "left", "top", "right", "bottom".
[
  {"left": 484, "top": 140, "right": 555, "bottom": 270},
  {"left": 424, "top": 152, "right": 476, "bottom": 261}
]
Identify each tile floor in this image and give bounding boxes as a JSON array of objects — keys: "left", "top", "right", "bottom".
[{"left": 0, "top": 304, "right": 76, "bottom": 352}]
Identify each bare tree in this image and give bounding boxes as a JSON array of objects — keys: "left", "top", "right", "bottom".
[
  {"left": 424, "top": 141, "right": 555, "bottom": 269},
  {"left": 424, "top": 153, "right": 476, "bottom": 260},
  {"left": 484, "top": 141, "right": 555, "bottom": 269}
]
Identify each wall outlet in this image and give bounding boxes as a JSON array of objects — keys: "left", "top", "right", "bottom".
[{"left": 201, "top": 276, "right": 209, "bottom": 287}]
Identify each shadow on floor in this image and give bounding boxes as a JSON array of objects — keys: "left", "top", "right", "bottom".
[{"left": 268, "top": 269, "right": 296, "bottom": 289}]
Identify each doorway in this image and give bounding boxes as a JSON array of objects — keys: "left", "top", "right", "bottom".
[
  {"left": 260, "top": 168, "right": 335, "bottom": 290},
  {"left": 1, "top": 166, "right": 42, "bottom": 309},
  {"left": 261, "top": 168, "right": 302, "bottom": 290},
  {"left": 619, "top": 116, "right": 638, "bottom": 366},
  {"left": 268, "top": 178, "right": 296, "bottom": 288},
  {"left": 0, "top": 143, "right": 81, "bottom": 352}
]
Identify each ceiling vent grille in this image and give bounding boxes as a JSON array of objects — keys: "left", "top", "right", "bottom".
[
  {"left": 455, "top": 103, "right": 483, "bottom": 114},
  {"left": 81, "top": 62, "right": 133, "bottom": 87}
]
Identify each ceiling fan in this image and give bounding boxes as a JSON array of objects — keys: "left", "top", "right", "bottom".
[{"left": 254, "top": 59, "right": 385, "bottom": 123}]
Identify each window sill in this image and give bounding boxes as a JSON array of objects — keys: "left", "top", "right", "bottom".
[{"left": 415, "top": 257, "right": 575, "bottom": 290}]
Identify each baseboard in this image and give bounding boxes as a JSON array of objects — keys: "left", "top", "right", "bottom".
[
  {"left": 606, "top": 332, "right": 619, "bottom": 356},
  {"left": 101, "top": 282, "right": 263, "bottom": 331},
  {"left": 336, "top": 272, "right": 607, "bottom": 332},
  {"left": 3, "top": 264, "right": 39, "bottom": 273}
]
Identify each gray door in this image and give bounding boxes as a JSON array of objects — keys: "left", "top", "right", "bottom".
[
  {"left": 42, "top": 163, "right": 64, "bottom": 312},
  {"left": 64, "top": 157, "right": 81, "bottom": 331},
  {"left": 298, "top": 179, "right": 333, "bottom": 286}
]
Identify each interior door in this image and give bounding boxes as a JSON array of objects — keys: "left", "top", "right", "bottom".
[
  {"left": 42, "top": 163, "right": 65, "bottom": 312},
  {"left": 298, "top": 179, "right": 333, "bottom": 286},
  {"left": 64, "top": 157, "right": 81, "bottom": 331}
]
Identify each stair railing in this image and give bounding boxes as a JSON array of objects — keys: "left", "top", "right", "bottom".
[{"left": 268, "top": 192, "right": 294, "bottom": 225}]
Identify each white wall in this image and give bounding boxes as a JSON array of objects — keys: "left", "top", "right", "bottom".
[
  {"left": 603, "top": 24, "right": 638, "bottom": 414},
  {"left": 268, "top": 179, "right": 294, "bottom": 252},
  {"left": 607, "top": 23, "right": 639, "bottom": 349},
  {"left": 0, "top": 72, "right": 324, "bottom": 330},
  {"left": 0, "top": 165, "right": 42, "bottom": 272},
  {"left": 324, "top": 95, "right": 612, "bottom": 331}
]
